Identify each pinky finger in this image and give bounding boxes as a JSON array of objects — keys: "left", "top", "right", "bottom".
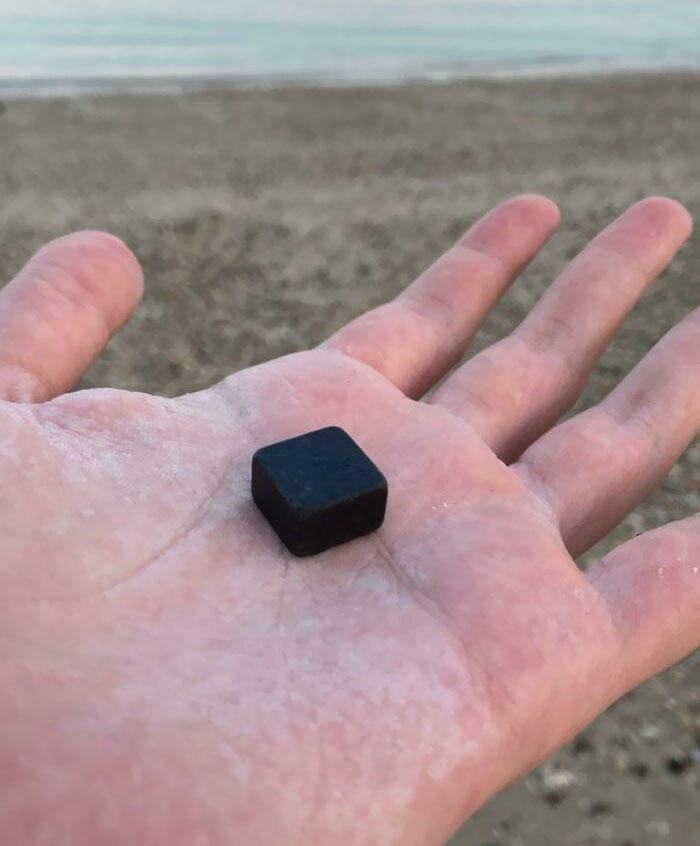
[
  {"left": 589, "top": 516, "right": 700, "bottom": 693},
  {"left": 0, "top": 231, "right": 144, "bottom": 402}
]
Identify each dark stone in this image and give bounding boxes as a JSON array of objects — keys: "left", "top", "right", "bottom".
[
  {"left": 665, "top": 753, "right": 692, "bottom": 776},
  {"left": 589, "top": 800, "right": 614, "bottom": 817},
  {"left": 572, "top": 734, "right": 594, "bottom": 755},
  {"left": 251, "top": 426, "right": 388, "bottom": 557},
  {"left": 629, "top": 762, "right": 650, "bottom": 780},
  {"left": 543, "top": 790, "right": 565, "bottom": 807}
]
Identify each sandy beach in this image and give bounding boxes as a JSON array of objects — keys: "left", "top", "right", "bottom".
[{"left": 1, "top": 72, "right": 698, "bottom": 844}]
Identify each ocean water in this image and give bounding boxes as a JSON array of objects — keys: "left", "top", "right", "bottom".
[{"left": 1, "top": 0, "right": 700, "bottom": 93}]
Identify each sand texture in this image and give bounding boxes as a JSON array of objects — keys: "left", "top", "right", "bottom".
[{"left": 0, "top": 73, "right": 698, "bottom": 844}]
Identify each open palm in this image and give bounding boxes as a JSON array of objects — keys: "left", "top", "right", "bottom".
[{"left": 2, "top": 196, "right": 698, "bottom": 846}]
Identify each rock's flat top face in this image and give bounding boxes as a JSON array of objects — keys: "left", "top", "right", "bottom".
[{"left": 253, "top": 426, "right": 387, "bottom": 515}]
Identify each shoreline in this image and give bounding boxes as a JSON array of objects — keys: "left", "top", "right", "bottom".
[{"left": 2, "top": 61, "right": 700, "bottom": 100}]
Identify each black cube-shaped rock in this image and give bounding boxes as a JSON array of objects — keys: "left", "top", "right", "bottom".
[{"left": 251, "top": 426, "right": 388, "bottom": 557}]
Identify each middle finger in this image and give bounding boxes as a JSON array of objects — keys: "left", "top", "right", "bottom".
[{"left": 431, "top": 198, "right": 692, "bottom": 462}]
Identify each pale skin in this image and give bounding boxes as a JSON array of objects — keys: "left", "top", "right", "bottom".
[{"left": 1, "top": 195, "right": 699, "bottom": 846}]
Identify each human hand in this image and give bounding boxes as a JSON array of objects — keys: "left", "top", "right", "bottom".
[{"left": 1, "top": 196, "right": 697, "bottom": 846}]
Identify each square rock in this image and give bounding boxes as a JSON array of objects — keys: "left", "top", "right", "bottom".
[{"left": 251, "top": 426, "right": 388, "bottom": 557}]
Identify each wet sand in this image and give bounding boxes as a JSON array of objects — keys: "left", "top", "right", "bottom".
[{"left": 0, "top": 72, "right": 698, "bottom": 844}]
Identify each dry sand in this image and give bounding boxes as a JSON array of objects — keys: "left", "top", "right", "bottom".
[{"left": 0, "top": 72, "right": 698, "bottom": 845}]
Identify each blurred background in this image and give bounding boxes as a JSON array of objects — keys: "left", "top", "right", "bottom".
[
  {"left": 2, "top": 1, "right": 700, "bottom": 90},
  {"left": 0, "top": 2, "right": 698, "bottom": 844}
]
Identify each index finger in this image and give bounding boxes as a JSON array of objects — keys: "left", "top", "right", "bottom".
[{"left": 320, "top": 194, "right": 560, "bottom": 398}]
